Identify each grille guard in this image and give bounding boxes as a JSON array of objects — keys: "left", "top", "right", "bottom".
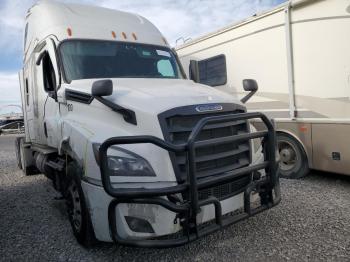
[{"left": 98, "top": 112, "right": 280, "bottom": 248}]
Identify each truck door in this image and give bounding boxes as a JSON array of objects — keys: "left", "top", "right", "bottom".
[{"left": 34, "top": 38, "right": 61, "bottom": 148}]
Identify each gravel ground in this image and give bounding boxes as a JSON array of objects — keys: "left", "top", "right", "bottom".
[{"left": 0, "top": 135, "right": 349, "bottom": 262}]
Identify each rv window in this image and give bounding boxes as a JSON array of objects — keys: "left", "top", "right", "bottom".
[
  {"left": 196, "top": 55, "right": 227, "bottom": 86},
  {"left": 59, "top": 40, "right": 184, "bottom": 81},
  {"left": 42, "top": 52, "right": 56, "bottom": 92}
]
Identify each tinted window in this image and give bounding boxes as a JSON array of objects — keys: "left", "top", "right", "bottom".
[
  {"left": 25, "top": 79, "right": 29, "bottom": 106},
  {"left": 42, "top": 52, "right": 56, "bottom": 92},
  {"left": 197, "top": 55, "right": 227, "bottom": 86},
  {"left": 59, "top": 40, "right": 183, "bottom": 81}
]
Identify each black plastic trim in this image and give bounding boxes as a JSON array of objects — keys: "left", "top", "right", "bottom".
[
  {"left": 65, "top": 89, "right": 94, "bottom": 104},
  {"left": 94, "top": 96, "right": 137, "bottom": 125}
]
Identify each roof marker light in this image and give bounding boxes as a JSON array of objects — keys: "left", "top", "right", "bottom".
[
  {"left": 122, "top": 32, "right": 127, "bottom": 39},
  {"left": 132, "top": 33, "right": 137, "bottom": 40},
  {"left": 111, "top": 31, "right": 116, "bottom": 39},
  {"left": 67, "top": 28, "right": 72, "bottom": 37}
]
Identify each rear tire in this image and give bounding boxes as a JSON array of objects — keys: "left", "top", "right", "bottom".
[
  {"left": 65, "top": 161, "right": 97, "bottom": 247},
  {"left": 277, "top": 133, "right": 309, "bottom": 179}
]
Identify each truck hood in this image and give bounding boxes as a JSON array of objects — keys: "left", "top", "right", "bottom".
[{"left": 67, "top": 78, "right": 242, "bottom": 114}]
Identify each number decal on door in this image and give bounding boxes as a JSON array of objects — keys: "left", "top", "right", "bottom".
[{"left": 67, "top": 103, "right": 73, "bottom": 112}]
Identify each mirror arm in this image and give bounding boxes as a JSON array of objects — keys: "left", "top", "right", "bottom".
[
  {"left": 94, "top": 96, "right": 137, "bottom": 125},
  {"left": 240, "top": 90, "right": 257, "bottom": 104}
]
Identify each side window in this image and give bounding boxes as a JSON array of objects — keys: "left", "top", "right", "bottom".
[
  {"left": 195, "top": 55, "right": 227, "bottom": 86},
  {"left": 42, "top": 52, "right": 56, "bottom": 92},
  {"left": 25, "top": 79, "right": 29, "bottom": 106},
  {"left": 157, "top": 60, "right": 175, "bottom": 77}
]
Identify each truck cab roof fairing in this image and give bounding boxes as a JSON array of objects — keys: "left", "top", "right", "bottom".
[{"left": 23, "top": 1, "right": 168, "bottom": 63}]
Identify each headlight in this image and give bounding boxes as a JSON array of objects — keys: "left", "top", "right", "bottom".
[{"left": 93, "top": 143, "right": 156, "bottom": 177}]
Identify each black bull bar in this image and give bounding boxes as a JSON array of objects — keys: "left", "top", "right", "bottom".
[{"left": 98, "top": 112, "right": 281, "bottom": 247}]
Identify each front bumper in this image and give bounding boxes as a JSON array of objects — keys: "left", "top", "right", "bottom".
[{"left": 98, "top": 112, "right": 280, "bottom": 247}]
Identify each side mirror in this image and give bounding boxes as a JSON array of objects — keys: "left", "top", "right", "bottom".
[
  {"left": 189, "top": 60, "right": 199, "bottom": 83},
  {"left": 91, "top": 79, "right": 113, "bottom": 97},
  {"left": 243, "top": 79, "right": 258, "bottom": 92},
  {"left": 241, "top": 79, "right": 258, "bottom": 103}
]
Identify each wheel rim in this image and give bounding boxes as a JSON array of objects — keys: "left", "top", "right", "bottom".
[
  {"left": 67, "top": 181, "right": 82, "bottom": 232},
  {"left": 278, "top": 140, "right": 298, "bottom": 172}
]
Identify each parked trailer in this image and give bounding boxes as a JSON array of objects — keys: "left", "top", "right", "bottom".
[
  {"left": 16, "top": 1, "right": 279, "bottom": 247},
  {"left": 176, "top": 0, "right": 350, "bottom": 179}
]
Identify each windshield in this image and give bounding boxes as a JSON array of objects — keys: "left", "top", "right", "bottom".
[{"left": 59, "top": 40, "right": 184, "bottom": 81}]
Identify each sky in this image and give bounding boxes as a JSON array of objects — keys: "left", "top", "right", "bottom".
[{"left": 0, "top": 0, "right": 285, "bottom": 106}]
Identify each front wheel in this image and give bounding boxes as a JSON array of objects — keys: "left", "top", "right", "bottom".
[
  {"left": 65, "top": 162, "right": 97, "bottom": 247},
  {"left": 277, "top": 133, "right": 309, "bottom": 179}
]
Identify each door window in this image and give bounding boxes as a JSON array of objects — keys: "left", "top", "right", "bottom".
[
  {"left": 25, "top": 78, "right": 29, "bottom": 106},
  {"left": 42, "top": 52, "right": 56, "bottom": 92}
]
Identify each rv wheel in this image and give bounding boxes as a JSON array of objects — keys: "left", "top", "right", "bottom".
[
  {"left": 277, "top": 133, "right": 309, "bottom": 179},
  {"left": 65, "top": 162, "right": 97, "bottom": 247}
]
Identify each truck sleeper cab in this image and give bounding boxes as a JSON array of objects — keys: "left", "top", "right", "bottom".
[{"left": 17, "top": 1, "right": 280, "bottom": 247}]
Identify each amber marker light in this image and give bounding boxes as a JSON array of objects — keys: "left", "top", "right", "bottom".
[
  {"left": 111, "top": 31, "right": 116, "bottom": 39},
  {"left": 67, "top": 27, "right": 72, "bottom": 37},
  {"left": 300, "top": 125, "right": 308, "bottom": 132},
  {"left": 122, "top": 32, "right": 127, "bottom": 39}
]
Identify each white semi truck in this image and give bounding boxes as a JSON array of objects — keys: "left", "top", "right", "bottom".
[{"left": 16, "top": 1, "right": 280, "bottom": 247}]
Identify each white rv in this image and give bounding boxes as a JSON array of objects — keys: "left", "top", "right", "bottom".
[
  {"left": 176, "top": 0, "right": 350, "bottom": 179},
  {"left": 17, "top": 1, "right": 279, "bottom": 247}
]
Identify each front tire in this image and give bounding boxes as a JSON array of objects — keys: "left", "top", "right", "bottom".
[
  {"left": 277, "top": 133, "right": 309, "bottom": 179},
  {"left": 65, "top": 162, "right": 97, "bottom": 247}
]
